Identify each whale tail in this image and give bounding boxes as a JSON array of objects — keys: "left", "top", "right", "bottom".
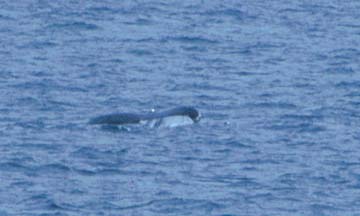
[{"left": 88, "top": 106, "right": 201, "bottom": 127}]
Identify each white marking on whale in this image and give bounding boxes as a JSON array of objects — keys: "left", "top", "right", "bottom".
[{"left": 141, "top": 115, "right": 195, "bottom": 128}]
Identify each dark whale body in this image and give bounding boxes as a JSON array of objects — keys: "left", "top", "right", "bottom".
[{"left": 89, "top": 106, "right": 200, "bottom": 126}]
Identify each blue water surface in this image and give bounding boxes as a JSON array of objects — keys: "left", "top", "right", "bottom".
[{"left": 1, "top": 1, "right": 360, "bottom": 215}]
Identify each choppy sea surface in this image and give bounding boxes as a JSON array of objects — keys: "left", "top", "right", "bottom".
[{"left": 1, "top": 1, "right": 360, "bottom": 215}]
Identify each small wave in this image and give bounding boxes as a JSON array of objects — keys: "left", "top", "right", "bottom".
[
  {"left": 161, "top": 36, "right": 219, "bottom": 45},
  {"left": 86, "top": 6, "right": 119, "bottom": 14},
  {"left": 35, "top": 163, "right": 71, "bottom": 175},
  {"left": 70, "top": 146, "right": 128, "bottom": 160},
  {"left": 15, "top": 143, "right": 62, "bottom": 152},
  {"left": 0, "top": 162, "right": 29, "bottom": 173},
  {"left": 127, "top": 49, "right": 153, "bottom": 56},
  {"left": 73, "top": 168, "right": 96, "bottom": 176},
  {"left": 244, "top": 102, "right": 297, "bottom": 109},
  {"left": 327, "top": 66, "right": 354, "bottom": 74},
  {"left": 336, "top": 81, "right": 360, "bottom": 89},
  {"left": 202, "top": 8, "right": 247, "bottom": 21},
  {"left": 10, "top": 79, "right": 62, "bottom": 91},
  {"left": 47, "top": 22, "right": 99, "bottom": 31},
  {"left": 0, "top": 14, "right": 13, "bottom": 20},
  {"left": 150, "top": 198, "right": 224, "bottom": 214},
  {"left": 123, "top": 18, "right": 153, "bottom": 25},
  {"left": 19, "top": 41, "right": 57, "bottom": 50},
  {"left": 181, "top": 45, "right": 207, "bottom": 52},
  {"left": 280, "top": 113, "right": 324, "bottom": 121},
  {"left": 21, "top": 193, "right": 65, "bottom": 211},
  {"left": 71, "top": 146, "right": 103, "bottom": 159},
  {"left": 266, "top": 122, "right": 326, "bottom": 133},
  {"left": 13, "top": 120, "right": 46, "bottom": 130},
  {"left": 225, "top": 139, "right": 253, "bottom": 149}
]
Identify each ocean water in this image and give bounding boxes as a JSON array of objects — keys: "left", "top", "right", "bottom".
[{"left": 1, "top": 0, "right": 360, "bottom": 215}]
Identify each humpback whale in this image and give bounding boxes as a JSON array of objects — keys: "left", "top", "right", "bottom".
[{"left": 89, "top": 106, "right": 201, "bottom": 128}]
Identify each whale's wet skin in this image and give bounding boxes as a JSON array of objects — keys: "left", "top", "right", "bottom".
[{"left": 89, "top": 106, "right": 201, "bottom": 129}]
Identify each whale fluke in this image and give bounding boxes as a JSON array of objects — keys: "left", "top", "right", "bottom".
[{"left": 89, "top": 106, "right": 200, "bottom": 127}]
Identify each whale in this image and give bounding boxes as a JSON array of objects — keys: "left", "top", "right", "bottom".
[{"left": 89, "top": 106, "right": 201, "bottom": 128}]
